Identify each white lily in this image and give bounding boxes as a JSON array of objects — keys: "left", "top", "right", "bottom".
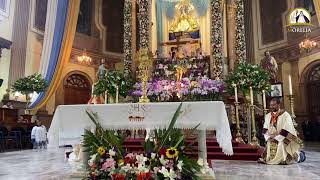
[
  {"left": 151, "top": 153, "right": 156, "bottom": 159},
  {"left": 160, "top": 167, "right": 177, "bottom": 180},
  {"left": 177, "top": 160, "right": 184, "bottom": 170},
  {"left": 197, "top": 158, "right": 204, "bottom": 166},
  {"left": 160, "top": 155, "right": 169, "bottom": 166},
  {"left": 88, "top": 153, "right": 97, "bottom": 166},
  {"left": 109, "top": 148, "right": 116, "bottom": 157},
  {"left": 136, "top": 154, "right": 147, "bottom": 165}
]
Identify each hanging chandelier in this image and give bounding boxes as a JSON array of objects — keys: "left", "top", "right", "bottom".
[
  {"left": 77, "top": 49, "right": 92, "bottom": 64},
  {"left": 299, "top": 38, "right": 318, "bottom": 53}
]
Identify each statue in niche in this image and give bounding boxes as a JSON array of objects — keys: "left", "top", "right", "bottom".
[
  {"left": 260, "top": 51, "right": 278, "bottom": 83},
  {"left": 96, "top": 59, "right": 107, "bottom": 80},
  {"left": 169, "top": 0, "right": 199, "bottom": 33}
]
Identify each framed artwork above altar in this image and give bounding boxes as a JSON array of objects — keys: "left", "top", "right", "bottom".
[{"left": 270, "top": 83, "right": 283, "bottom": 98}]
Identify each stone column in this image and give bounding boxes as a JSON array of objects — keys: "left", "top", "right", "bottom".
[
  {"left": 8, "top": 0, "right": 30, "bottom": 85},
  {"left": 226, "top": 0, "right": 237, "bottom": 71}
]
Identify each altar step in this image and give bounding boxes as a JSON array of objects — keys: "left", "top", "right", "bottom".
[{"left": 123, "top": 138, "right": 262, "bottom": 161}]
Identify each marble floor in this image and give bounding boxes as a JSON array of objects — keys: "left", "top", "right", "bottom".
[
  {"left": 0, "top": 144, "right": 319, "bottom": 180},
  {"left": 213, "top": 143, "right": 320, "bottom": 180}
]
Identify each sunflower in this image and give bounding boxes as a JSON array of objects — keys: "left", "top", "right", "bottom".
[
  {"left": 97, "top": 147, "right": 106, "bottom": 155},
  {"left": 166, "top": 147, "right": 179, "bottom": 159}
]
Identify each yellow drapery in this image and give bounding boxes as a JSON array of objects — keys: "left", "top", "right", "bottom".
[{"left": 32, "top": 0, "right": 80, "bottom": 110}]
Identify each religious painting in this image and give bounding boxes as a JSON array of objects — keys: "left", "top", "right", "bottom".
[
  {"left": 76, "top": 0, "right": 92, "bottom": 35},
  {"left": 102, "top": 0, "right": 124, "bottom": 53},
  {"left": 34, "top": 0, "right": 48, "bottom": 32},
  {"left": 259, "top": 0, "right": 287, "bottom": 45},
  {"left": 0, "top": 0, "right": 10, "bottom": 17},
  {"left": 270, "top": 83, "right": 283, "bottom": 98}
]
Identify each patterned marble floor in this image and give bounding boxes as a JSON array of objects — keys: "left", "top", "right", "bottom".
[
  {"left": 0, "top": 143, "right": 319, "bottom": 180},
  {"left": 213, "top": 143, "right": 320, "bottom": 180}
]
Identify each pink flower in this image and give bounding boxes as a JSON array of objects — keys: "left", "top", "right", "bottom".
[{"left": 101, "top": 158, "right": 115, "bottom": 170}]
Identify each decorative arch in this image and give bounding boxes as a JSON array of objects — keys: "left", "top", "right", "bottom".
[
  {"left": 300, "top": 60, "right": 320, "bottom": 116},
  {"left": 62, "top": 71, "right": 92, "bottom": 105}
]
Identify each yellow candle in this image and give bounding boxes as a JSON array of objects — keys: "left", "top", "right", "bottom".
[
  {"left": 288, "top": 75, "right": 293, "bottom": 95},
  {"left": 116, "top": 85, "right": 119, "bottom": 103},
  {"left": 250, "top": 87, "right": 254, "bottom": 105},
  {"left": 262, "top": 90, "right": 266, "bottom": 109}
]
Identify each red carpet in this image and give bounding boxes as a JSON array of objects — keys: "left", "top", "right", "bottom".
[{"left": 123, "top": 138, "right": 263, "bottom": 162}]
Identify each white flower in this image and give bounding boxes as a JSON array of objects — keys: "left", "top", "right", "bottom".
[
  {"left": 136, "top": 154, "right": 147, "bottom": 165},
  {"left": 88, "top": 153, "right": 97, "bottom": 166},
  {"left": 160, "top": 167, "right": 177, "bottom": 180},
  {"left": 109, "top": 148, "right": 116, "bottom": 157},
  {"left": 160, "top": 155, "right": 168, "bottom": 166},
  {"left": 137, "top": 163, "right": 149, "bottom": 173},
  {"left": 121, "top": 164, "right": 132, "bottom": 172},
  {"left": 177, "top": 160, "right": 184, "bottom": 170},
  {"left": 151, "top": 153, "right": 156, "bottom": 159},
  {"left": 197, "top": 158, "right": 204, "bottom": 166}
]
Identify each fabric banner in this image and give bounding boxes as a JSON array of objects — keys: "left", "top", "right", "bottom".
[
  {"left": 30, "top": 0, "right": 80, "bottom": 109},
  {"left": 313, "top": 0, "right": 320, "bottom": 26}
]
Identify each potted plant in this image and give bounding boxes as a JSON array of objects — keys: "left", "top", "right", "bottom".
[
  {"left": 93, "top": 71, "right": 133, "bottom": 103},
  {"left": 11, "top": 74, "right": 47, "bottom": 105}
]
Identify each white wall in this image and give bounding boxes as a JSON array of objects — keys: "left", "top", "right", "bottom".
[{"left": 0, "top": 0, "right": 16, "bottom": 101}]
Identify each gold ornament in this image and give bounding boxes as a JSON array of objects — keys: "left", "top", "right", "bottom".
[{"left": 135, "top": 48, "right": 153, "bottom": 103}]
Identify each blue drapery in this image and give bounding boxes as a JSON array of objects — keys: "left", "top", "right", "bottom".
[{"left": 30, "top": 0, "right": 69, "bottom": 108}]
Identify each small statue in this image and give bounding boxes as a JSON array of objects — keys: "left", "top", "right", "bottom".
[
  {"left": 260, "top": 51, "right": 278, "bottom": 83},
  {"left": 2, "top": 88, "right": 10, "bottom": 100},
  {"left": 169, "top": 0, "right": 199, "bottom": 33},
  {"left": 96, "top": 59, "right": 107, "bottom": 80}
]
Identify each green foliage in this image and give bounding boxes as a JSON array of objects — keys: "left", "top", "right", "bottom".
[
  {"left": 93, "top": 71, "right": 133, "bottom": 97},
  {"left": 11, "top": 73, "right": 47, "bottom": 94},
  {"left": 226, "top": 61, "right": 271, "bottom": 94},
  {"left": 83, "top": 110, "right": 125, "bottom": 157}
]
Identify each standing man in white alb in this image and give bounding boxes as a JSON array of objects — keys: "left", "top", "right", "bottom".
[{"left": 31, "top": 120, "right": 47, "bottom": 150}]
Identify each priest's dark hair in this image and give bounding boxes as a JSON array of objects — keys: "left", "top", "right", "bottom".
[{"left": 270, "top": 97, "right": 281, "bottom": 104}]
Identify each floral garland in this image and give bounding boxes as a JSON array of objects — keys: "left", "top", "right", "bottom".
[
  {"left": 138, "top": 0, "right": 151, "bottom": 49},
  {"left": 210, "top": 0, "right": 224, "bottom": 80},
  {"left": 234, "top": 0, "right": 247, "bottom": 63},
  {"left": 123, "top": 0, "right": 133, "bottom": 74}
]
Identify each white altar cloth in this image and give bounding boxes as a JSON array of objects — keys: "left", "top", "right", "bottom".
[{"left": 48, "top": 101, "right": 233, "bottom": 155}]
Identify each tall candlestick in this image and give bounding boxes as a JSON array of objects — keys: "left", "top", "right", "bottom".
[
  {"left": 104, "top": 90, "right": 108, "bottom": 104},
  {"left": 116, "top": 85, "right": 119, "bottom": 103},
  {"left": 91, "top": 84, "right": 94, "bottom": 95},
  {"left": 262, "top": 90, "right": 266, "bottom": 109},
  {"left": 234, "top": 85, "right": 238, "bottom": 103},
  {"left": 250, "top": 87, "right": 253, "bottom": 105},
  {"left": 288, "top": 75, "right": 293, "bottom": 95}
]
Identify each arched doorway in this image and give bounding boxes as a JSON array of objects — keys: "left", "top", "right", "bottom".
[
  {"left": 306, "top": 65, "right": 320, "bottom": 116},
  {"left": 64, "top": 73, "right": 91, "bottom": 105}
]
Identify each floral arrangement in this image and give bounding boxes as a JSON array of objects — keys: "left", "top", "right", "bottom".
[
  {"left": 153, "top": 57, "right": 210, "bottom": 81},
  {"left": 93, "top": 71, "right": 133, "bottom": 98},
  {"left": 131, "top": 77, "right": 224, "bottom": 102},
  {"left": 137, "top": 0, "right": 150, "bottom": 49},
  {"left": 11, "top": 73, "right": 47, "bottom": 96},
  {"left": 83, "top": 103, "right": 210, "bottom": 179},
  {"left": 226, "top": 61, "right": 271, "bottom": 93},
  {"left": 123, "top": 0, "right": 133, "bottom": 74},
  {"left": 210, "top": 0, "right": 224, "bottom": 79},
  {"left": 234, "top": 0, "right": 247, "bottom": 62}
]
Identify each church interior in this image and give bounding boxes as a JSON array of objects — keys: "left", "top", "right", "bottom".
[{"left": 0, "top": 0, "right": 320, "bottom": 179}]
